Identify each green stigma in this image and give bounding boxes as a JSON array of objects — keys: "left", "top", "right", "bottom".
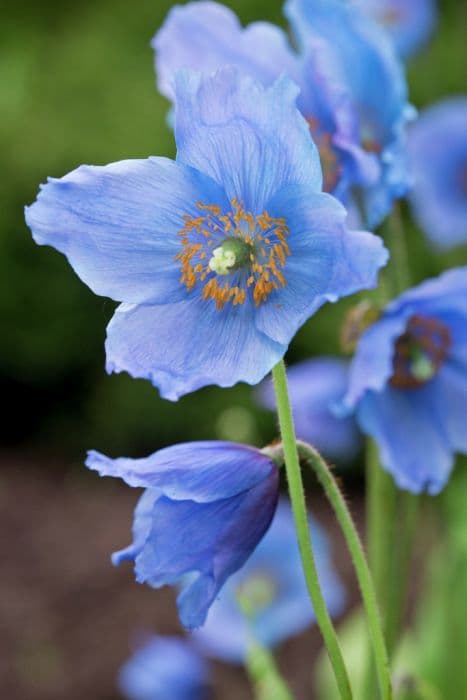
[
  {"left": 208, "top": 237, "right": 252, "bottom": 276},
  {"left": 410, "top": 349, "right": 436, "bottom": 382},
  {"left": 236, "top": 572, "right": 276, "bottom": 618}
]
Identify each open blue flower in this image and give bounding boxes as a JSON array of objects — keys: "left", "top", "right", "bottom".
[
  {"left": 154, "top": 1, "right": 412, "bottom": 228},
  {"left": 342, "top": 267, "right": 467, "bottom": 494},
  {"left": 119, "top": 635, "right": 209, "bottom": 700},
  {"left": 408, "top": 98, "right": 467, "bottom": 250},
  {"left": 192, "top": 499, "right": 345, "bottom": 663},
  {"left": 257, "top": 358, "right": 361, "bottom": 463},
  {"left": 25, "top": 68, "right": 387, "bottom": 400},
  {"left": 355, "top": 0, "right": 438, "bottom": 59},
  {"left": 86, "top": 441, "right": 280, "bottom": 628},
  {"left": 285, "top": 0, "right": 414, "bottom": 227}
]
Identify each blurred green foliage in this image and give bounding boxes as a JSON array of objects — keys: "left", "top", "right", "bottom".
[{"left": 1, "top": 0, "right": 466, "bottom": 458}]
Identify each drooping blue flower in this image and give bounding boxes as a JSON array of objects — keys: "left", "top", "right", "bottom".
[
  {"left": 355, "top": 0, "right": 438, "bottom": 59},
  {"left": 86, "top": 441, "right": 280, "bottom": 628},
  {"left": 285, "top": 0, "right": 414, "bottom": 227},
  {"left": 192, "top": 499, "right": 345, "bottom": 663},
  {"left": 408, "top": 98, "right": 467, "bottom": 250},
  {"left": 119, "top": 635, "right": 210, "bottom": 700},
  {"left": 342, "top": 267, "right": 467, "bottom": 494},
  {"left": 25, "top": 69, "right": 387, "bottom": 400},
  {"left": 154, "top": 1, "right": 412, "bottom": 228},
  {"left": 257, "top": 358, "right": 361, "bottom": 463}
]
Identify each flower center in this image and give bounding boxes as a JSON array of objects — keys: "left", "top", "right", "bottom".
[
  {"left": 236, "top": 571, "right": 277, "bottom": 616},
  {"left": 307, "top": 116, "right": 341, "bottom": 193},
  {"left": 176, "top": 199, "right": 290, "bottom": 310},
  {"left": 390, "top": 315, "right": 451, "bottom": 389}
]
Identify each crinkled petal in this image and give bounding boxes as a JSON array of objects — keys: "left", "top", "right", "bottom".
[
  {"left": 358, "top": 384, "right": 453, "bottom": 494},
  {"left": 105, "top": 299, "right": 286, "bottom": 400},
  {"left": 135, "top": 473, "right": 279, "bottom": 629},
  {"left": 153, "top": 1, "right": 298, "bottom": 100},
  {"left": 173, "top": 67, "right": 322, "bottom": 212},
  {"left": 192, "top": 500, "right": 345, "bottom": 661},
  {"left": 86, "top": 442, "right": 275, "bottom": 501},
  {"left": 387, "top": 266, "right": 467, "bottom": 317},
  {"left": 342, "top": 310, "right": 412, "bottom": 411},
  {"left": 112, "top": 488, "right": 159, "bottom": 566},
  {"left": 437, "top": 362, "right": 467, "bottom": 455},
  {"left": 254, "top": 186, "right": 388, "bottom": 345},
  {"left": 25, "top": 158, "right": 228, "bottom": 305}
]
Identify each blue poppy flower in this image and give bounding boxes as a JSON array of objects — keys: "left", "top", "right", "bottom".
[
  {"left": 154, "top": 1, "right": 412, "bottom": 228},
  {"left": 408, "top": 98, "right": 467, "bottom": 250},
  {"left": 257, "top": 358, "right": 361, "bottom": 463},
  {"left": 192, "top": 499, "right": 345, "bottom": 663},
  {"left": 85, "top": 441, "right": 280, "bottom": 628},
  {"left": 285, "top": 0, "right": 414, "bottom": 227},
  {"left": 119, "top": 635, "right": 209, "bottom": 700},
  {"left": 25, "top": 68, "right": 387, "bottom": 400},
  {"left": 355, "top": 0, "right": 437, "bottom": 59},
  {"left": 342, "top": 267, "right": 467, "bottom": 494}
]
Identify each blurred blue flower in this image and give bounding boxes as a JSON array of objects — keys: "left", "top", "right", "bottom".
[
  {"left": 25, "top": 68, "right": 386, "bottom": 400},
  {"left": 285, "top": 0, "right": 414, "bottom": 227},
  {"left": 192, "top": 499, "right": 345, "bottom": 663},
  {"left": 119, "top": 635, "right": 209, "bottom": 700},
  {"left": 355, "top": 0, "right": 437, "bottom": 59},
  {"left": 408, "top": 98, "right": 467, "bottom": 250},
  {"left": 86, "top": 441, "right": 280, "bottom": 628},
  {"left": 154, "top": 1, "right": 412, "bottom": 227},
  {"left": 257, "top": 358, "right": 361, "bottom": 463},
  {"left": 342, "top": 267, "right": 467, "bottom": 494}
]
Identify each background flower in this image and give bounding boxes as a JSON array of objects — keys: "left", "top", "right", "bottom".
[
  {"left": 26, "top": 68, "right": 387, "bottom": 400},
  {"left": 119, "top": 635, "right": 210, "bottom": 700},
  {"left": 408, "top": 97, "right": 467, "bottom": 249},
  {"left": 257, "top": 358, "right": 361, "bottom": 463},
  {"left": 285, "top": 0, "right": 414, "bottom": 227},
  {"left": 86, "top": 441, "right": 280, "bottom": 628},
  {"left": 342, "top": 267, "right": 467, "bottom": 494},
  {"left": 154, "top": 0, "right": 412, "bottom": 227},
  {"left": 192, "top": 499, "right": 345, "bottom": 662},
  {"left": 355, "top": 0, "right": 438, "bottom": 59}
]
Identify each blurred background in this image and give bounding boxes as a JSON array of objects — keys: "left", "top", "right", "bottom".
[{"left": 1, "top": 0, "right": 466, "bottom": 698}]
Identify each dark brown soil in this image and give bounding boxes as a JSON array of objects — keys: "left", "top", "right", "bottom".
[{"left": 0, "top": 456, "right": 361, "bottom": 699}]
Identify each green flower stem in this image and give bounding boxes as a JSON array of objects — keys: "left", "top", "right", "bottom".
[
  {"left": 272, "top": 360, "right": 353, "bottom": 700},
  {"left": 296, "top": 440, "right": 393, "bottom": 700},
  {"left": 245, "top": 639, "right": 294, "bottom": 700}
]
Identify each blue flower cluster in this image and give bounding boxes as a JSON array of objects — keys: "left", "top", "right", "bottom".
[
  {"left": 23, "top": 0, "right": 467, "bottom": 689},
  {"left": 154, "top": 0, "right": 413, "bottom": 227}
]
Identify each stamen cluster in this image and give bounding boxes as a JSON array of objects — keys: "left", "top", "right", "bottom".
[{"left": 176, "top": 199, "right": 291, "bottom": 310}]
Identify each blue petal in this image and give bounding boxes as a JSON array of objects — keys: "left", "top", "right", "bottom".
[
  {"left": 285, "top": 0, "right": 411, "bottom": 226},
  {"left": 86, "top": 442, "right": 275, "bottom": 502},
  {"left": 409, "top": 99, "right": 467, "bottom": 249},
  {"left": 192, "top": 500, "right": 345, "bottom": 661},
  {"left": 358, "top": 384, "right": 453, "bottom": 494},
  {"left": 119, "top": 635, "right": 209, "bottom": 700},
  {"left": 257, "top": 358, "right": 361, "bottom": 462},
  {"left": 254, "top": 186, "right": 388, "bottom": 345},
  {"left": 112, "top": 489, "right": 158, "bottom": 566},
  {"left": 387, "top": 266, "right": 467, "bottom": 317},
  {"left": 25, "top": 158, "right": 228, "bottom": 305},
  {"left": 356, "top": 0, "right": 438, "bottom": 59},
  {"left": 135, "top": 474, "right": 279, "bottom": 629},
  {"left": 173, "top": 67, "right": 323, "bottom": 213},
  {"left": 105, "top": 299, "right": 286, "bottom": 400},
  {"left": 153, "top": 1, "right": 298, "bottom": 100},
  {"left": 437, "top": 361, "right": 467, "bottom": 455},
  {"left": 342, "top": 310, "right": 411, "bottom": 411}
]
